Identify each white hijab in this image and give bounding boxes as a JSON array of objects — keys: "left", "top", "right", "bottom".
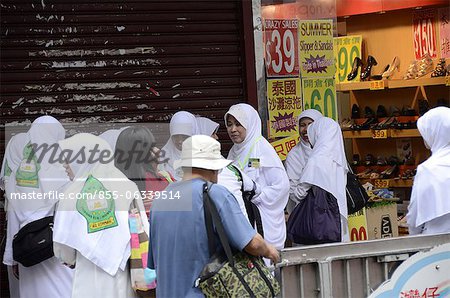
[
  {"left": 196, "top": 116, "right": 219, "bottom": 137},
  {"left": 160, "top": 111, "right": 198, "bottom": 179},
  {"left": 6, "top": 116, "right": 68, "bottom": 224},
  {"left": 300, "top": 117, "right": 349, "bottom": 218},
  {"left": 98, "top": 127, "right": 128, "bottom": 152},
  {"left": 53, "top": 133, "right": 143, "bottom": 276},
  {"left": 285, "top": 109, "right": 323, "bottom": 180},
  {"left": 225, "top": 103, "right": 284, "bottom": 170},
  {"left": 407, "top": 107, "right": 450, "bottom": 228}
]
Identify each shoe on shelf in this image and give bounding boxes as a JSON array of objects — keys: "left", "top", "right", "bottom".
[
  {"left": 360, "top": 55, "right": 378, "bottom": 81},
  {"left": 376, "top": 105, "right": 388, "bottom": 118},
  {"left": 371, "top": 64, "right": 390, "bottom": 80},
  {"left": 416, "top": 54, "right": 433, "bottom": 78},
  {"left": 389, "top": 106, "right": 401, "bottom": 117},
  {"left": 351, "top": 104, "right": 361, "bottom": 119},
  {"left": 382, "top": 56, "right": 400, "bottom": 79},
  {"left": 364, "top": 106, "right": 376, "bottom": 118},
  {"left": 403, "top": 61, "right": 418, "bottom": 79},
  {"left": 365, "top": 154, "right": 376, "bottom": 166},
  {"left": 352, "top": 154, "right": 361, "bottom": 166},
  {"left": 347, "top": 57, "right": 363, "bottom": 81},
  {"left": 431, "top": 58, "right": 447, "bottom": 77}
]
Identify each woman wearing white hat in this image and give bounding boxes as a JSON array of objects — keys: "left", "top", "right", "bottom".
[
  {"left": 407, "top": 107, "right": 450, "bottom": 235},
  {"left": 285, "top": 109, "right": 323, "bottom": 214},
  {"left": 224, "top": 103, "right": 289, "bottom": 251}
]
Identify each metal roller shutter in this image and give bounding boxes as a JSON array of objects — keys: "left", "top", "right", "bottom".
[{"left": 0, "top": 1, "right": 256, "bottom": 295}]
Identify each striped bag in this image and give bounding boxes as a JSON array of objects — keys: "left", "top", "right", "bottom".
[{"left": 129, "top": 203, "right": 157, "bottom": 296}]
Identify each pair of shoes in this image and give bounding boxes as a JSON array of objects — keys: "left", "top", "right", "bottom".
[
  {"left": 416, "top": 54, "right": 433, "bottom": 78},
  {"left": 376, "top": 105, "right": 388, "bottom": 118},
  {"left": 347, "top": 56, "right": 378, "bottom": 81},
  {"left": 352, "top": 154, "right": 360, "bottom": 166},
  {"left": 382, "top": 56, "right": 400, "bottom": 79},
  {"left": 380, "top": 165, "right": 398, "bottom": 179},
  {"left": 364, "top": 106, "right": 375, "bottom": 118},
  {"left": 365, "top": 154, "right": 376, "bottom": 166},
  {"left": 352, "top": 117, "right": 377, "bottom": 130},
  {"left": 361, "top": 56, "right": 378, "bottom": 81},
  {"left": 401, "top": 106, "right": 417, "bottom": 116},
  {"left": 431, "top": 58, "right": 447, "bottom": 77},
  {"left": 374, "top": 116, "right": 396, "bottom": 129},
  {"left": 371, "top": 64, "right": 390, "bottom": 81},
  {"left": 403, "top": 61, "right": 418, "bottom": 79}
]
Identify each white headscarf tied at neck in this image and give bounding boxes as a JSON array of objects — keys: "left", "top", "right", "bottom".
[
  {"left": 196, "top": 117, "right": 219, "bottom": 137},
  {"left": 300, "top": 117, "right": 349, "bottom": 218},
  {"left": 160, "top": 111, "right": 198, "bottom": 179},
  {"left": 285, "top": 109, "right": 323, "bottom": 178},
  {"left": 407, "top": 107, "right": 450, "bottom": 228},
  {"left": 53, "top": 133, "right": 142, "bottom": 276},
  {"left": 225, "top": 103, "right": 283, "bottom": 170}
]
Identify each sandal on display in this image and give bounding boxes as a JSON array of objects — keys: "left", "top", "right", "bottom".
[
  {"left": 403, "top": 61, "right": 418, "bottom": 80},
  {"left": 347, "top": 57, "right": 363, "bottom": 81},
  {"left": 382, "top": 56, "right": 400, "bottom": 79},
  {"left": 360, "top": 55, "right": 378, "bottom": 81},
  {"left": 416, "top": 54, "right": 433, "bottom": 78},
  {"left": 431, "top": 58, "right": 446, "bottom": 77}
]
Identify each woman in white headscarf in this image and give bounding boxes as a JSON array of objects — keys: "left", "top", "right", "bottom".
[
  {"left": 2, "top": 115, "right": 73, "bottom": 298},
  {"left": 53, "top": 133, "right": 146, "bottom": 298},
  {"left": 407, "top": 107, "right": 450, "bottom": 235},
  {"left": 225, "top": 104, "right": 289, "bottom": 250},
  {"left": 293, "top": 117, "right": 350, "bottom": 242},
  {"left": 196, "top": 116, "right": 257, "bottom": 220},
  {"left": 285, "top": 109, "right": 323, "bottom": 214},
  {"left": 160, "top": 111, "right": 198, "bottom": 180},
  {"left": 98, "top": 127, "right": 128, "bottom": 152}
]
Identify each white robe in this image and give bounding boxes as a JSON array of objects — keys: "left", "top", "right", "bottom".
[
  {"left": 2, "top": 116, "right": 73, "bottom": 298},
  {"left": 291, "top": 117, "right": 350, "bottom": 242},
  {"left": 407, "top": 107, "right": 450, "bottom": 235},
  {"left": 225, "top": 104, "right": 289, "bottom": 250}
]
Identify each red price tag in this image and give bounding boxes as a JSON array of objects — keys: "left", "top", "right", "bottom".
[
  {"left": 264, "top": 19, "right": 299, "bottom": 77},
  {"left": 413, "top": 9, "right": 438, "bottom": 59}
]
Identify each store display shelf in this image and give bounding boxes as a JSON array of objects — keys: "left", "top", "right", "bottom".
[
  {"left": 360, "top": 178, "right": 413, "bottom": 188},
  {"left": 336, "top": 76, "right": 448, "bottom": 91},
  {"left": 388, "top": 76, "right": 448, "bottom": 89},
  {"left": 343, "top": 129, "right": 420, "bottom": 139}
]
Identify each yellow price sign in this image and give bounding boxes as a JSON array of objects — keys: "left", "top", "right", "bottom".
[
  {"left": 374, "top": 179, "right": 390, "bottom": 188},
  {"left": 372, "top": 129, "right": 388, "bottom": 139},
  {"left": 334, "top": 35, "right": 362, "bottom": 84},
  {"left": 445, "top": 76, "right": 450, "bottom": 86},
  {"left": 370, "top": 80, "right": 385, "bottom": 90}
]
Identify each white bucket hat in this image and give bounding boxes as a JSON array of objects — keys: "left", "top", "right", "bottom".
[{"left": 173, "top": 135, "right": 232, "bottom": 170}]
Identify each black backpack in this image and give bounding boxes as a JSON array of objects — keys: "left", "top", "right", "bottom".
[{"left": 346, "top": 166, "right": 370, "bottom": 214}]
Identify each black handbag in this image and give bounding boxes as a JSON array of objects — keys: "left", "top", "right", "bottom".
[
  {"left": 13, "top": 216, "right": 54, "bottom": 267},
  {"left": 346, "top": 166, "right": 370, "bottom": 214},
  {"left": 196, "top": 182, "right": 280, "bottom": 297},
  {"left": 287, "top": 185, "right": 341, "bottom": 245}
]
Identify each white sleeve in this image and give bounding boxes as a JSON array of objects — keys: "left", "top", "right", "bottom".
[
  {"left": 251, "top": 167, "right": 289, "bottom": 209},
  {"left": 289, "top": 181, "right": 311, "bottom": 204},
  {"left": 2, "top": 208, "right": 20, "bottom": 266},
  {"left": 53, "top": 242, "right": 77, "bottom": 266}
]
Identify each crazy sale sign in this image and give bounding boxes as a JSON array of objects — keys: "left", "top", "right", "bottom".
[{"left": 264, "top": 19, "right": 300, "bottom": 77}]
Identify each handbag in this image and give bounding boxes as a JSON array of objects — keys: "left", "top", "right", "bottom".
[
  {"left": 196, "top": 182, "right": 280, "bottom": 298},
  {"left": 287, "top": 185, "right": 341, "bottom": 245},
  {"left": 13, "top": 216, "right": 54, "bottom": 267},
  {"left": 346, "top": 166, "right": 370, "bottom": 214},
  {"left": 128, "top": 199, "right": 157, "bottom": 296}
]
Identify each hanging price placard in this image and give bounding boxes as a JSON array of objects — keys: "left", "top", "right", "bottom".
[
  {"left": 438, "top": 8, "right": 450, "bottom": 58},
  {"left": 267, "top": 78, "right": 303, "bottom": 138},
  {"left": 413, "top": 9, "right": 438, "bottom": 59},
  {"left": 302, "top": 77, "right": 337, "bottom": 120},
  {"left": 334, "top": 35, "right": 362, "bottom": 84},
  {"left": 264, "top": 19, "right": 299, "bottom": 77}
]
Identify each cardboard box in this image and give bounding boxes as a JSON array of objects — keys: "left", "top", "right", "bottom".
[{"left": 348, "top": 203, "right": 398, "bottom": 241}]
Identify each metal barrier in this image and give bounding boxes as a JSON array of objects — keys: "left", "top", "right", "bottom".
[{"left": 279, "top": 233, "right": 450, "bottom": 297}]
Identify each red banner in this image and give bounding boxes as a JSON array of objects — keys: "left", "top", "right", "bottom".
[
  {"left": 413, "top": 9, "right": 438, "bottom": 59},
  {"left": 264, "top": 19, "right": 299, "bottom": 77}
]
